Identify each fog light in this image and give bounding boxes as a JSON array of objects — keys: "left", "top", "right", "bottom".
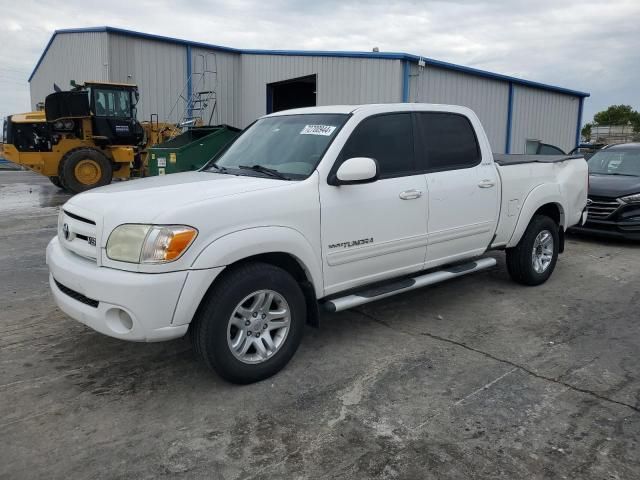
[{"left": 105, "top": 308, "right": 134, "bottom": 334}]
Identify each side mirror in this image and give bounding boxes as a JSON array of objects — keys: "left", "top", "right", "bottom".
[{"left": 331, "top": 157, "right": 379, "bottom": 185}]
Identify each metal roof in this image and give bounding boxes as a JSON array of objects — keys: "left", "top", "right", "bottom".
[{"left": 29, "top": 26, "right": 591, "bottom": 98}]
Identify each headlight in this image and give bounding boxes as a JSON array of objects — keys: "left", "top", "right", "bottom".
[
  {"left": 620, "top": 193, "right": 640, "bottom": 204},
  {"left": 106, "top": 224, "right": 197, "bottom": 263}
]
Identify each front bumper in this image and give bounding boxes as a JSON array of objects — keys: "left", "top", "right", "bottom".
[
  {"left": 46, "top": 237, "right": 222, "bottom": 342},
  {"left": 570, "top": 218, "right": 640, "bottom": 241}
]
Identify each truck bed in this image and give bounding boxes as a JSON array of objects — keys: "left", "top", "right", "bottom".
[
  {"left": 494, "top": 154, "right": 584, "bottom": 166},
  {"left": 491, "top": 153, "right": 588, "bottom": 247}
]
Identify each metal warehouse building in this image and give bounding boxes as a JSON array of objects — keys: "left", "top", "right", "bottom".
[{"left": 29, "top": 26, "right": 590, "bottom": 154}]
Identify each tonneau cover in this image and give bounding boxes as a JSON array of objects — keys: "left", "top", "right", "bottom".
[{"left": 494, "top": 154, "right": 583, "bottom": 166}]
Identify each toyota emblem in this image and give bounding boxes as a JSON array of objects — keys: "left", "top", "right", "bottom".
[
  {"left": 586, "top": 199, "right": 593, "bottom": 206},
  {"left": 62, "top": 223, "right": 70, "bottom": 240}
]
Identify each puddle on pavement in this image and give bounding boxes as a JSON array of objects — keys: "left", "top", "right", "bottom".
[{"left": 0, "top": 182, "right": 71, "bottom": 215}]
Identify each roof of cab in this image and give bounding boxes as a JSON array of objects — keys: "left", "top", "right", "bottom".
[
  {"left": 263, "top": 103, "right": 476, "bottom": 118},
  {"left": 83, "top": 80, "right": 138, "bottom": 88}
]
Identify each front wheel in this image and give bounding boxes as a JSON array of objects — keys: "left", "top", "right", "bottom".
[
  {"left": 506, "top": 214, "right": 559, "bottom": 286},
  {"left": 190, "top": 262, "right": 306, "bottom": 384}
]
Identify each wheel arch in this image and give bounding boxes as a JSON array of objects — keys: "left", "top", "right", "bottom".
[
  {"left": 221, "top": 252, "right": 320, "bottom": 327},
  {"left": 188, "top": 226, "right": 323, "bottom": 326},
  {"left": 191, "top": 226, "right": 322, "bottom": 293},
  {"left": 183, "top": 251, "right": 320, "bottom": 330},
  {"left": 507, "top": 183, "right": 566, "bottom": 248}
]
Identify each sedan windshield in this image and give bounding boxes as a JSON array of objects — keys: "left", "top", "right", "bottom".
[
  {"left": 588, "top": 149, "right": 640, "bottom": 176},
  {"left": 206, "top": 114, "right": 348, "bottom": 179}
]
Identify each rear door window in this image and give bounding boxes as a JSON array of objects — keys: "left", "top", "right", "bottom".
[
  {"left": 414, "top": 112, "right": 481, "bottom": 171},
  {"left": 340, "top": 113, "right": 415, "bottom": 177}
]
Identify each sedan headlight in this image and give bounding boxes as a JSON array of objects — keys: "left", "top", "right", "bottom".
[
  {"left": 620, "top": 193, "right": 640, "bottom": 204},
  {"left": 106, "top": 224, "right": 197, "bottom": 263}
]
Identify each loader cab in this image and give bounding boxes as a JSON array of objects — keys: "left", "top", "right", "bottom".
[{"left": 85, "top": 82, "right": 144, "bottom": 146}]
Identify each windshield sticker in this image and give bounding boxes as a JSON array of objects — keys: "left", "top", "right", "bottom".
[{"left": 300, "top": 125, "right": 336, "bottom": 136}]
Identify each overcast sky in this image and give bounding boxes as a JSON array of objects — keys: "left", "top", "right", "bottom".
[{"left": 1, "top": 0, "right": 639, "bottom": 127}]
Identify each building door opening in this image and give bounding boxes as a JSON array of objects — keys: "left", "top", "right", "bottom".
[{"left": 267, "top": 75, "right": 317, "bottom": 114}]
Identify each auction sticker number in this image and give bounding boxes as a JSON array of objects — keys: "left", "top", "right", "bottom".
[{"left": 300, "top": 125, "right": 336, "bottom": 136}]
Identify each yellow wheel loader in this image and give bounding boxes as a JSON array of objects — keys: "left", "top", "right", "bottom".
[{"left": 0, "top": 81, "right": 179, "bottom": 193}]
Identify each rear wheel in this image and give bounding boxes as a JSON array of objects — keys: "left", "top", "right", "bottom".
[
  {"left": 190, "top": 262, "right": 306, "bottom": 384},
  {"left": 59, "top": 148, "right": 112, "bottom": 194},
  {"left": 506, "top": 214, "right": 559, "bottom": 286}
]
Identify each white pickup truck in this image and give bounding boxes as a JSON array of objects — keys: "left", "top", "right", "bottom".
[{"left": 47, "top": 103, "right": 588, "bottom": 383}]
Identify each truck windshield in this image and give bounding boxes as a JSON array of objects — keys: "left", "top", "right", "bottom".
[
  {"left": 588, "top": 149, "right": 640, "bottom": 176},
  {"left": 206, "top": 114, "right": 348, "bottom": 179}
]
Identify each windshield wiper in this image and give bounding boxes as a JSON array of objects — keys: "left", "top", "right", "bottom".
[
  {"left": 238, "top": 164, "right": 290, "bottom": 180},
  {"left": 207, "top": 163, "right": 228, "bottom": 173}
]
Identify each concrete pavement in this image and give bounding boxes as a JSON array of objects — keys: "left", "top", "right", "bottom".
[{"left": 1, "top": 170, "right": 639, "bottom": 479}]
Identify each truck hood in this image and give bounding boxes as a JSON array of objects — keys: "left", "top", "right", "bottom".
[
  {"left": 588, "top": 173, "right": 640, "bottom": 199},
  {"left": 64, "top": 171, "right": 289, "bottom": 222}
]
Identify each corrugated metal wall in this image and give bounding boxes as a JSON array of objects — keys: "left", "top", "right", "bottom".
[
  {"left": 408, "top": 64, "right": 510, "bottom": 153},
  {"left": 30, "top": 32, "right": 109, "bottom": 109},
  {"left": 29, "top": 31, "right": 582, "bottom": 154},
  {"left": 509, "top": 85, "right": 580, "bottom": 154},
  {"left": 108, "top": 34, "right": 187, "bottom": 123},
  {"left": 190, "top": 48, "right": 241, "bottom": 128},
  {"left": 239, "top": 55, "right": 403, "bottom": 127}
]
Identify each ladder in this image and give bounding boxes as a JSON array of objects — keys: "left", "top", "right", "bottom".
[{"left": 166, "top": 53, "right": 218, "bottom": 134}]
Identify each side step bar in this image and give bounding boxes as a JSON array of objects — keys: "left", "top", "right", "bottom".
[{"left": 323, "top": 257, "right": 497, "bottom": 313}]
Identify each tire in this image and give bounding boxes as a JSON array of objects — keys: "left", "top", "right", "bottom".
[
  {"left": 191, "top": 262, "right": 306, "bottom": 384},
  {"left": 506, "top": 214, "right": 559, "bottom": 286},
  {"left": 48, "top": 176, "right": 63, "bottom": 189},
  {"left": 59, "top": 148, "right": 112, "bottom": 194}
]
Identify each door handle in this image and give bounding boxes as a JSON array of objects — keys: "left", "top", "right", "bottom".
[
  {"left": 478, "top": 179, "right": 495, "bottom": 188},
  {"left": 399, "top": 189, "right": 423, "bottom": 200}
]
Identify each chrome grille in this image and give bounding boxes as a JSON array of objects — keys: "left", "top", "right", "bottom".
[
  {"left": 586, "top": 196, "right": 622, "bottom": 219},
  {"left": 59, "top": 209, "right": 99, "bottom": 261}
]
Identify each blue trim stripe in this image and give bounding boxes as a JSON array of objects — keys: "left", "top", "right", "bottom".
[
  {"left": 505, "top": 82, "right": 514, "bottom": 153},
  {"left": 575, "top": 97, "right": 584, "bottom": 147},
  {"left": 186, "top": 44, "right": 193, "bottom": 119},
  {"left": 402, "top": 60, "right": 410, "bottom": 102},
  {"left": 28, "top": 26, "right": 591, "bottom": 99}
]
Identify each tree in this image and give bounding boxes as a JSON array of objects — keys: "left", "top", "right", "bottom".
[
  {"left": 592, "top": 105, "right": 640, "bottom": 132},
  {"left": 581, "top": 122, "right": 592, "bottom": 139}
]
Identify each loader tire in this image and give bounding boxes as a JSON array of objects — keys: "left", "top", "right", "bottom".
[
  {"left": 59, "top": 148, "right": 112, "bottom": 194},
  {"left": 48, "top": 176, "right": 63, "bottom": 189}
]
